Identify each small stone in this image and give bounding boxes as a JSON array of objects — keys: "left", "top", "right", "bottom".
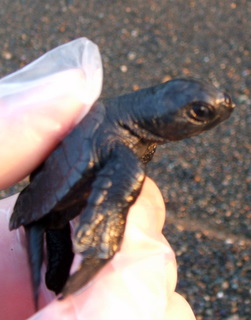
[
  {"left": 2, "top": 51, "right": 12, "bottom": 60},
  {"left": 225, "top": 238, "right": 233, "bottom": 244},
  {"left": 194, "top": 175, "right": 201, "bottom": 182},
  {"left": 127, "top": 51, "right": 136, "bottom": 60},
  {"left": 21, "top": 33, "right": 27, "bottom": 40},
  {"left": 136, "top": 58, "right": 144, "bottom": 64},
  {"left": 217, "top": 291, "right": 224, "bottom": 298},
  {"left": 204, "top": 295, "right": 210, "bottom": 301},
  {"left": 182, "top": 68, "right": 190, "bottom": 75},
  {"left": 222, "top": 281, "right": 229, "bottom": 289},
  {"left": 120, "top": 65, "right": 128, "bottom": 72},
  {"left": 131, "top": 29, "right": 139, "bottom": 37},
  {"left": 59, "top": 25, "right": 66, "bottom": 32}
]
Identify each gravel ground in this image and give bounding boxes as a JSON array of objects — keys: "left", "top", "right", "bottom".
[{"left": 0, "top": 1, "right": 250, "bottom": 319}]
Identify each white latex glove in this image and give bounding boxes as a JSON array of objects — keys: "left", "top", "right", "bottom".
[{"left": 0, "top": 37, "right": 102, "bottom": 189}]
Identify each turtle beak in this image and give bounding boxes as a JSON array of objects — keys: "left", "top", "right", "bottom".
[
  {"left": 216, "top": 93, "right": 235, "bottom": 121},
  {"left": 222, "top": 92, "right": 235, "bottom": 110}
]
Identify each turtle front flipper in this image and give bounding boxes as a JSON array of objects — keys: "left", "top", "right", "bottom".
[{"left": 61, "top": 144, "right": 145, "bottom": 297}]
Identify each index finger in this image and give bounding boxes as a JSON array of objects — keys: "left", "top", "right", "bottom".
[{"left": 0, "top": 38, "right": 102, "bottom": 189}]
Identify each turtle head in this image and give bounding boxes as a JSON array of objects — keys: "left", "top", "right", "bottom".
[{"left": 149, "top": 79, "right": 235, "bottom": 141}]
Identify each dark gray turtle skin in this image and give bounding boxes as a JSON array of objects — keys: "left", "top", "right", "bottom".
[{"left": 9, "top": 79, "right": 234, "bottom": 306}]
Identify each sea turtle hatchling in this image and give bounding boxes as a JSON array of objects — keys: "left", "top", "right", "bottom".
[{"left": 9, "top": 78, "right": 234, "bottom": 306}]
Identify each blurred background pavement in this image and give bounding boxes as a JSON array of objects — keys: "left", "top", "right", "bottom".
[{"left": 0, "top": 1, "right": 250, "bottom": 319}]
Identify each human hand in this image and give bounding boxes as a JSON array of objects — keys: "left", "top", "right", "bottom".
[{"left": 0, "top": 178, "right": 195, "bottom": 320}]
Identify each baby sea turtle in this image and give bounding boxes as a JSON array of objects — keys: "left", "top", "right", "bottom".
[{"left": 9, "top": 78, "right": 234, "bottom": 306}]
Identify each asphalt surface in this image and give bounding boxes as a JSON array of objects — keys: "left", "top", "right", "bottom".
[{"left": 0, "top": 1, "right": 250, "bottom": 319}]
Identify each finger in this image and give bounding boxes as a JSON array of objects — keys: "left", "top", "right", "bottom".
[
  {"left": 166, "top": 292, "right": 196, "bottom": 320},
  {"left": 28, "top": 292, "right": 196, "bottom": 320},
  {"left": 29, "top": 178, "right": 189, "bottom": 320},
  {"left": 0, "top": 69, "right": 101, "bottom": 190},
  {"left": 112, "top": 177, "right": 178, "bottom": 297},
  {"left": 0, "top": 39, "right": 102, "bottom": 189},
  {"left": 0, "top": 195, "right": 54, "bottom": 320},
  {"left": 123, "top": 176, "right": 167, "bottom": 242}
]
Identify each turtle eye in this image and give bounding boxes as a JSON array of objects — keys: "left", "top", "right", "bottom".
[{"left": 188, "top": 103, "right": 215, "bottom": 122}]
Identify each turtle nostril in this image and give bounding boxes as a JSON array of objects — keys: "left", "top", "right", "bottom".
[{"left": 224, "top": 93, "right": 234, "bottom": 108}]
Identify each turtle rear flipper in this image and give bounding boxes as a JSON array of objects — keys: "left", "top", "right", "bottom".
[
  {"left": 45, "top": 223, "right": 74, "bottom": 294},
  {"left": 25, "top": 223, "right": 45, "bottom": 309}
]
